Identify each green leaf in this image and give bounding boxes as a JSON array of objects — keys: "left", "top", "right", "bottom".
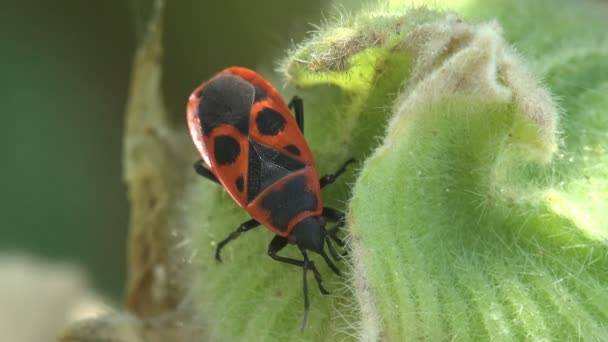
[{"left": 189, "top": 1, "right": 608, "bottom": 340}]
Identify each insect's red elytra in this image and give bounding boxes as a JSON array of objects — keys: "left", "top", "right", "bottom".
[{"left": 187, "top": 67, "right": 355, "bottom": 330}]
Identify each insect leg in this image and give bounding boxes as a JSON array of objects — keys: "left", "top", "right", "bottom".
[
  {"left": 325, "top": 238, "right": 342, "bottom": 261},
  {"left": 215, "top": 219, "right": 260, "bottom": 262},
  {"left": 267, "top": 235, "right": 329, "bottom": 295},
  {"left": 288, "top": 95, "right": 304, "bottom": 133},
  {"left": 322, "top": 207, "right": 345, "bottom": 222},
  {"left": 194, "top": 159, "right": 219, "bottom": 184},
  {"left": 319, "top": 158, "right": 356, "bottom": 188},
  {"left": 322, "top": 207, "right": 346, "bottom": 247}
]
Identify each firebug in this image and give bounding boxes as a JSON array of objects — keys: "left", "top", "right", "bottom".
[{"left": 186, "top": 67, "right": 354, "bottom": 329}]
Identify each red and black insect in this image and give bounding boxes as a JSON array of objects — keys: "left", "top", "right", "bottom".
[{"left": 186, "top": 67, "right": 354, "bottom": 328}]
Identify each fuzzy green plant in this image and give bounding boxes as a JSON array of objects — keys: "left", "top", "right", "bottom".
[
  {"left": 186, "top": 0, "right": 608, "bottom": 341},
  {"left": 62, "top": 0, "right": 608, "bottom": 341}
]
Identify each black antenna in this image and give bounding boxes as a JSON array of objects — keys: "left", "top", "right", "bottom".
[{"left": 300, "top": 249, "right": 311, "bottom": 331}]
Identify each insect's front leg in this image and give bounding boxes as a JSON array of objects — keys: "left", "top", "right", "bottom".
[
  {"left": 321, "top": 207, "right": 349, "bottom": 260},
  {"left": 267, "top": 235, "right": 329, "bottom": 295},
  {"left": 322, "top": 207, "right": 345, "bottom": 246}
]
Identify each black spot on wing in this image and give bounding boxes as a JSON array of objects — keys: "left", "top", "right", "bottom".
[
  {"left": 284, "top": 144, "right": 301, "bottom": 156},
  {"left": 253, "top": 86, "right": 267, "bottom": 102},
  {"left": 260, "top": 175, "right": 318, "bottom": 231},
  {"left": 235, "top": 175, "right": 244, "bottom": 192},
  {"left": 256, "top": 107, "right": 286, "bottom": 136},
  {"left": 198, "top": 74, "right": 253, "bottom": 136},
  {"left": 214, "top": 135, "right": 240, "bottom": 166},
  {"left": 246, "top": 140, "right": 306, "bottom": 203}
]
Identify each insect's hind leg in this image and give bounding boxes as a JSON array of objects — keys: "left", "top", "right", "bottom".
[
  {"left": 193, "top": 160, "right": 256, "bottom": 261},
  {"left": 288, "top": 96, "right": 304, "bottom": 133},
  {"left": 215, "top": 219, "right": 260, "bottom": 262},
  {"left": 194, "top": 159, "right": 219, "bottom": 184},
  {"left": 319, "top": 158, "right": 356, "bottom": 188}
]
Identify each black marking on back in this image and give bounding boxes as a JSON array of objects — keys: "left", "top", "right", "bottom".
[
  {"left": 260, "top": 175, "right": 318, "bottom": 231},
  {"left": 284, "top": 144, "right": 301, "bottom": 156},
  {"left": 256, "top": 107, "right": 286, "bottom": 136},
  {"left": 246, "top": 140, "right": 306, "bottom": 203},
  {"left": 235, "top": 175, "right": 244, "bottom": 192},
  {"left": 253, "top": 86, "right": 267, "bottom": 102},
  {"left": 214, "top": 135, "right": 240, "bottom": 166},
  {"left": 198, "top": 74, "right": 253, "bottom": 136},
  {"left": 247, "top": 146, "right": 261, "bottom": 203}
]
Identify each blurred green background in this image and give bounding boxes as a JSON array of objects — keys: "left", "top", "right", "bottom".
[{"left": 0, "top": 0, "right": 329, "bottom": 301}]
